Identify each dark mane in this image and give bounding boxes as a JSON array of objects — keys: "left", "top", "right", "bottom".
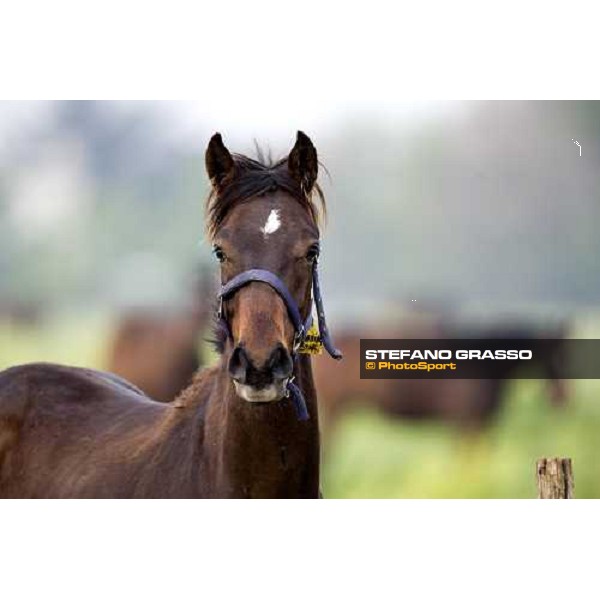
[
  {"left": 206, "top": 152, "right": 325, "bottom": 238},
  {"left": 208, "top": 308, "right": 228, "bottom": 355}
]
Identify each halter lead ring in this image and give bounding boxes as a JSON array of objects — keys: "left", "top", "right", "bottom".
[{"left": 217, "top": 261, "right": 342, "bottom": 421}]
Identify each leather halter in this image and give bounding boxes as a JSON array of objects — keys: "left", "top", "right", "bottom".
[{"left": 217, "top": 259, "right": 342, "bottom": 421}]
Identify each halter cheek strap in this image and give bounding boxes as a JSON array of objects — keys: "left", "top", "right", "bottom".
[
  {"left": 217, "top": 261, "right": 342, "bottom": 421},
  {"left": 311, "top": 261, "right": 342, "bottom": 360},
  {"left": 219, "top": 268, "right": 312, "bottom": 346}
]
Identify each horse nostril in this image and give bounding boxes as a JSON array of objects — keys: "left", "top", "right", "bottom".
[
  {"left": 268, "top": 345, "right": 293, "bottom": 380},
  {"left": 228, "top": 345, "right": 250, "bottom": 383},
  {"left": 229, "top": 344, "right": 292, "bottom": 388}
]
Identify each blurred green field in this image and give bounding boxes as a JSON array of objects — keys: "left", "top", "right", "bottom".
[
  {"left": 322, "top": 378, "right": 600, "bottom": 498},
  {"left": 0, "top": 315, "right": 110, "bottom": 370},
  {"left": 2, "top": 315, "right": 600, "bottom": 498}
]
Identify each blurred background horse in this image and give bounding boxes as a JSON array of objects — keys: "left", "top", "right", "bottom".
[
  {"left": 106, "top": 269, "right": 213, "bottom": 402},
  {"left": 314, "top": 316, "right": 569, "bottom": 433}
]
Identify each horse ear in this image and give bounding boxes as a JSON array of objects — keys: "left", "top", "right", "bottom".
[
  {"left": 206, "top": 133, "right": 235, "bottom": 188},
  {"left": 288, "top": 131, "right": 318, "bottom": 194}
]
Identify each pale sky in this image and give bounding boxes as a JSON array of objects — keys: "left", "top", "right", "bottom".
[{"left": 0, "top": 99, "right": 460, "bottom": 163}]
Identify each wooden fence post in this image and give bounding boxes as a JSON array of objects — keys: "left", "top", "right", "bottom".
[{"left": 536, "top": 457, "right": 574, "bottom": 499}]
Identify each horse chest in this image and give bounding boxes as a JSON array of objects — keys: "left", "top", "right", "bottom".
[{"left": 211, "top": 433, "right": 310, "bottom": 499}]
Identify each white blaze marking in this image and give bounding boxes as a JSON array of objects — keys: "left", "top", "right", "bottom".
[{"left": 261, "top": 209, "right": 281, "bottom": 236}]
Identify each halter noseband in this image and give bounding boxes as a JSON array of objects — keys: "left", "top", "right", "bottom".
[{"left": 217, "top": 260, "right": 342, "bottom": 421}]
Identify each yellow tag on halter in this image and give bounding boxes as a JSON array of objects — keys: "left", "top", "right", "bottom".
[{"left": 298, "top": 323, "right": 323, "bottom": 355}]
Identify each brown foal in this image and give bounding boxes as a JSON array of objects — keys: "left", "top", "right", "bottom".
[{"left": 0, "top": 131, "right": 332, "bottom": 498}]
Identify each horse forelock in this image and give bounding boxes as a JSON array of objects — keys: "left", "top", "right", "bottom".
[{"left": 205, "top": 151, "right": 326, "bottom": 239}]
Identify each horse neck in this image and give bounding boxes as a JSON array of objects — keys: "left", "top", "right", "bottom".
[{"left": 202, "top": 353, "right": 320, "bottom": 498}]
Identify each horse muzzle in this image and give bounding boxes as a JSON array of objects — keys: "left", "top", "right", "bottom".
[{"left": 228, "top": 344, "right": 293, "bottom": 403}]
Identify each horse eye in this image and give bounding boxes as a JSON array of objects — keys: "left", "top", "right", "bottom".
[
  {"left": 213, "top": 247, "right": 226, "bottom": 263},
  {"left": 306, "top": 246, "right": 320, "bottom": 263}
]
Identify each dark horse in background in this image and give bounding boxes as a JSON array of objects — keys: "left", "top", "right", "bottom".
[
  {"left": 0, "top": 131, "right": 335, "bottom": 498},
  {"left": 106, "top": 270, "right": 213, "bottom": 403},
  {"left": 315, "top": 321, "right": 569, "bottom": 434}
]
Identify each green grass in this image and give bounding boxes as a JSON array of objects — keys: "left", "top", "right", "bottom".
[
  {"left": 321, "top": 378, "right": 600, "bottom": 498},
  {"left": 2, "top": 315, "right": 600, "bottom": 498},
  {"left": 0, "top": 314, "right": 111, "bottom": 371}
]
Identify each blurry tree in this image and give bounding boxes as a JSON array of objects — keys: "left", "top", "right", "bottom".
[{"left": 1, "top": 100, "right": 599, "bottom": 318}]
